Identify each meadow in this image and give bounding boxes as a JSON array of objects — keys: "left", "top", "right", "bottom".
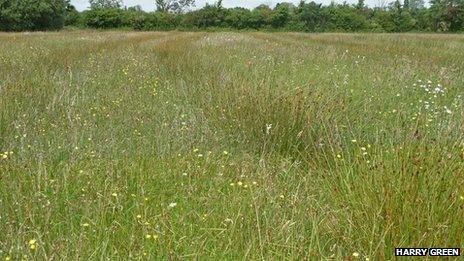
[{"left": 0, "top": 31, "right": 463, "bottom": 260}]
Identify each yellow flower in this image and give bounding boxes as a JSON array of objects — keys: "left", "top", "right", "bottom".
[
  {"left": 28, "top": 239, "right": 36, "bottom": 245},
  {"left": 111, "top": 193, "right": 118, "bottom": 197},
  {"left": 82, "top": 223, "right": 90, "bottom": 227},
  {"left": 279, "top": 195, "right": 285, "bottom": 199},
  {"left": 352, "top": 252, "right": 360, "bottom": 257},
  {"left": 145, "top": 234, "right": 152, "bottom": 239},
  {"left": 237, "top": 181, "right": 243, "bottom": 186},
  {"left": 30, "top": 244, "right": 36, "bottom": 250},
  {"left": 223, "top": 151, "right": 229, "bottom": 155},
  {"left": 136, "top": 215, "right": 142, "bottom": 219},
  {"left": 351, "top": 139, "right": 357, "bottom": 143},
  {"left": 5, "top": 256, "right": 11, "bottom": 261}
]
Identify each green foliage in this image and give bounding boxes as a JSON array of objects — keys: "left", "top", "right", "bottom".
[
  {"left": 2, "top": 0, "right": 464, "bottom": 32},
  {"left": 429, "top": 0, "right": 464, "bottom": 31},
  {"left": 64, "top": 3, "right": 80, "bottom": 26},
  {"left": 83, "top": 8, "right": 125, "bottom": 28},
  {"left": 184, "top": 3, "right": 226, "bottom": 28},
  {"left": 155, "top": 0, "right": 195, "bottom": 13},
  {"left": 89, "top": 0, "right": 122, "bottom": 9},
  {"left": 0, "top": 0, "right": 68, "bottom": 31},
  {"left": 131, "top": 11, "right": 181, "bottom": 30}
]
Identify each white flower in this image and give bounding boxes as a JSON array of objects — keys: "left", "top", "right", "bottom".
[
  {"left": 444, "top": 106, "right": 452, "bottom": 114},
  {"left": 266, "top": 124, "right": 272, "bottom": 135},
  {"left": 168, "top": 202, "right": 177, "bottom": 208}
]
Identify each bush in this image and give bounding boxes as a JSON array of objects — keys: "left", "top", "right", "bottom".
[
  {"left": 83, "top": 8, "right": 126, "bottom": 28},
  {"left": 0, "top": 0, "right": 68, "bottom": 31},
  {"left": 132, "top": 12, "right": 181, "bottom": 30}
]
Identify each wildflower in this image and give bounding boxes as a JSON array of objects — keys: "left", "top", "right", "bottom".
[
  {"left": 223, "top": 150, "right": 229, "bottom": 155},
  {"left": 279, "top": 195, "right": 285, "bottom": 199},
  {"left": 434, "top": 87, "right": 444, "bottom": 94},
  {"left": 252, "top": 181, "right": 257, "bottom": 185},
  {"left": 351, "top": 139, "right": 357, "bottom": 143},
  {"left": 229, "top": 183, "right": 235, "bottom": 186},
  {"left": 136, "top": 215, "right": 142, "bottom": 219},
  {"left": 111, "top": 193, "right": 118, "bottom": 197},
  {"left": 336, "top": 154, "right": 342, "bottom": 158},
  {"left": 28, "top": 239, "right": 37, "bottom": 250},
  {"left": 266, "top": 124, "right": 272, "bottom": 135},
  {"left": 168, "top": 202, "right": 177, "bottom": 208},
  {"left": 1, "top": 154, "right": 7, "bottom": 159},
  {"left": 182, "top": 172, "right": 188, "bottom": 176},
  {"left": 5, "top": 256, "right": 11, "bottom": 261},
  {"left": 145, "top": 234, "right": 152, "bottom": 239},
  {"left": 444, "top": 106, "right": 452, "bottom": 114},
  {"left": 237, "top": 181, "right": 243, "bottom": 186},
  {"left": 361, "top": 147, "right": 366, "bottom": 151},
  {"left": 460, "top": 196, "right": 464, "bottom": 201},
  {"left": 352, "top": 252, "right": 360, "bottom": 258}
]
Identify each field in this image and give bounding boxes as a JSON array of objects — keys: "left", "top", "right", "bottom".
[{"left": 0, "top": 31, "right": 463, "bottom": 260}]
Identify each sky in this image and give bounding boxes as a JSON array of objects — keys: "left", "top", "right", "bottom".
[{"left": 71, "top": 0, "right": 388, "bottom": 11}]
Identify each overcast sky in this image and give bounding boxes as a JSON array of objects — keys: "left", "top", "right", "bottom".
[{"left": 71, "top": 0, "right": 389, "bottom": 11}]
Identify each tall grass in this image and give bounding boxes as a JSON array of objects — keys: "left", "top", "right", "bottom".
[{"left": 0, "top": 31, "right": 463, "bottom": 260}]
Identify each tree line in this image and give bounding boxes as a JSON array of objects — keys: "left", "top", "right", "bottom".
[{"left": 1, "top": 0, "right": 463, "bottom": 32}]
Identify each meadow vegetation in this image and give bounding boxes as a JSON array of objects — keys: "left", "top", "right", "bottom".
[{"left": 0, "top": 31, "right": 463, "bottom": 259}]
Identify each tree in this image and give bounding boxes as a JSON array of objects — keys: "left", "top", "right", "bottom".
[
  {"left": 356, "top": 0, "right": 365, "bottom": 10},
  {"left": 429, "top": 0, "right": 464, "bottom": 31},
  {"left": 155, "top": 0, "right": 195, "bottom": 13},
  {"left": 184, "top": 2, "right": 225, "bottom": 27},
  {"left": 409, "top": 0, "right": 425, "bottom": 9},
  {"left": 89, "top": 0, "right": 122, "bottom": 9},
  {"left": 296, "top": 1, "right": 327, "bottom": 31},
  {"left": 64, "top": 3, "right": 80, "bottom": 25},
  {"left": 0, "top": 0, "right": 69, "bottom": 31},
  {"left": 272, "top": 3, "right": 291, "bottom": 27}
]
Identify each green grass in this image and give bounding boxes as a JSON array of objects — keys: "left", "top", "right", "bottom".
[{"left": 0, "top": 31, "right": 463, "bottom": 260}]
